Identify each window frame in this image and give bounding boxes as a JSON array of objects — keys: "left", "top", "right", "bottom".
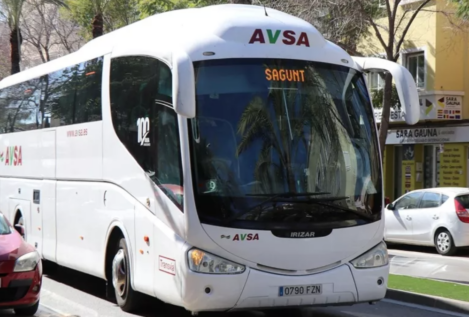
[
  {"left": 404, "top": 50, "right": 426, "bottom": 90},
  {"left": 108, "top": 54, "right": 184, "bottom": 212},
  {"left": 394, "top": 191, "right": 424, "bottom": 210},
  {"left": 418, "top": 191, "right": 442, "bottom": 209}
]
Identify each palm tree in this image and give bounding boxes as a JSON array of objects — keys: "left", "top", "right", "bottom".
[
  {"left": 236, "top": 64, "right": 343, "bottom": 195},
  {"left": 89, "top": 0, "right": 111, "bottom": 38},
  {"left": 0, "top": 0, "right": 68, "bottom": 74}
]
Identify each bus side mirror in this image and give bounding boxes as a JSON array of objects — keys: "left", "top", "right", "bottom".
[
  {"left": 172, "top": 50, "right": 196, "bottom": 118},
  {"left": 351, "top": 56, "right": 420, "bottom": 125}
]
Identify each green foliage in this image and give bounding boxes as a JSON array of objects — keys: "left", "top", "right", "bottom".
[
  {"left": 371, "top": 84, "right": 401, "bottom": 109},
  {"left": 64, "top": 0, "right": 141, "bottom": 40},
  {"left": 452, "top": 0, "right": 469, "bottom": 20},
  {"left": 138, "top": 0, "right": 226, "bottom": 17}
]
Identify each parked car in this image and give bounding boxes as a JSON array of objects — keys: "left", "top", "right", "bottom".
[
  {"left": 384, "top": 187, "right": 469, "bottom": 256},
  {"left": 0, "top": 211, "right": 42, "bottom": 315}
]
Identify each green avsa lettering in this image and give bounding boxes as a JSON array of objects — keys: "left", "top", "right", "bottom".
[{"left": 266, "top": 29, "right": 281, "bottom": 44}]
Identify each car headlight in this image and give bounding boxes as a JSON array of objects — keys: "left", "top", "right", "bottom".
[
  {"left": 14, "top": 251, "right": 40, "bottom": 272},
  {"left": 188, "top": 248, "right": 245, "bottom": 274},
  {"left": 350, "top": 241, "right": 388, "bottom": 269}
]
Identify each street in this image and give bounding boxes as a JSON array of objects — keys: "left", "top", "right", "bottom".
[
  {"left": 388, "top": 243, "right": 469, "bottom": 284},
  {"left": 1, "top": 257, "right": 466, "bottom": 317}
]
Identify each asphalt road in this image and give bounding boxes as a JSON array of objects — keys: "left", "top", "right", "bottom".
[
  {"left": 1, "top": 263, "right": 467, "bottom": 317},
  {"left": 387, "top": 243, "right": 469, "bottom": 284}
]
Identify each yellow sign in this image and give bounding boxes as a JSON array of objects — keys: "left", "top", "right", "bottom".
[
  {"left": 265, "top": 68, "right": 305, "bottom": 82},
  {"left": 402, "top": 161, "right": 415, "bottom": 194},
  {"left": 439, "top": 144, "right": 467, "bottom": 187}
]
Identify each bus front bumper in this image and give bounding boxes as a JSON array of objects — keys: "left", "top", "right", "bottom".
[{"left": 180, "top": 263, "right": 389, "bottom": 312}]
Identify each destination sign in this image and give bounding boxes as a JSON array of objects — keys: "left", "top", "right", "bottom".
[{"left": 265, "top": 68, "right": 305, "bottom": 82}]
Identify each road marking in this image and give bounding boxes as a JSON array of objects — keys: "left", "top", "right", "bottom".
[
  {"left": 40, "top": 288, "right": 98, "bottom": 317},
  {"left": 383, "top": 299, "right": 469, "bottom": 317},
  {"left": 40, "top": 302, "right": 77, "bottom": 317}
]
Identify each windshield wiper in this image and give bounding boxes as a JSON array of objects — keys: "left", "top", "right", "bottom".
[
  {"left": 305, "top": 199, "right": 376, "bottom": 221},
  {"left": 246, "top": 192, "right": 331, "bottom": 198},
  {"left": 225, "top": 192, "right": 375, "bottom": 223},
  {"left": 224, "top": 192, "right": 340, "bottom": 223}
]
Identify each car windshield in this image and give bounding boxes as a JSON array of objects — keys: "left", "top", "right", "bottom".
[
  {"left": 188, "top": 58, "right": 382, "bottom": 230},
  {"left": 0, "top": 214, "right": 11, "bottom": 235}
]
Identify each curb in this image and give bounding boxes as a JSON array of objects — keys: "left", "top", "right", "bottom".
[{"left": 385, "top": 288, "right": 469, "bottom": 314}]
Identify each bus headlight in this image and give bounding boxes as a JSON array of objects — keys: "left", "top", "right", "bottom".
[
  {"left": 188, "top": 248, "right": 245, "bottom": 274},
  {"left": 14, "top": 251, "right": 40, "bottom": 272},
  {"left": 350, "top": 241, "right": 388, "bottom": 269}
]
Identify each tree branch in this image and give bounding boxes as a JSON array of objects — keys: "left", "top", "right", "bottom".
[
  {"left": 355, "top": 0, "right": 388, "bottom": 51},
  {"left": 395, "top": 9, "right": 409, "bottom": 31},
  {"left": 394, "top": 0, "right": 431, "bottom": 60}
]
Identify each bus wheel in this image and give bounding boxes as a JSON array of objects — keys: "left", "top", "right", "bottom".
[{"left": 112, "top": 238, "right": 140, "bottom": 312}]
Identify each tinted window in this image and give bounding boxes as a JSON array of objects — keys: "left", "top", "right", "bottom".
[
  {"left": 0, "top": 78, "right": 43, "bottom": 132},
  {"left": 441, "top": 194, "right": 449, "bottom": 204},
  {"left": 456, "top": 195, "right": 469, "bottom": 208},
  {"left": 189, "top": 58, "right": 382, "bottom": 230},
  {"left": 0, "top": 214, "right": 11, "bottom": 235},
  {"left": 419, "top": 192, "right": 441, "bottom": 208},
  {"left": 45, "top": 58, "right": 103, "bottom": 126},
  {"left": 110, "top": 56, "right": 183, "bottom": 210},
  {"left": 395, "top": 191, "right": 423, "bottom": 209},
  {"left": 0, "top": 57, "right": 103, "bottom": 132}
]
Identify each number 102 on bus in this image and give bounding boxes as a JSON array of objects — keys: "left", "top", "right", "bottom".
[{"left": 278, "top": 284, "right": 322, "bottom": 297}]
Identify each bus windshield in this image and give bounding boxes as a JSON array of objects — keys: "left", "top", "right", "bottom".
[{"left": 188, "top": 58, "right": 383, "bottom": 230}]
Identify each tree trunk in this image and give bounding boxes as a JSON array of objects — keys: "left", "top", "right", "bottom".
[
  {"left": 230, "top": 0, "right": 252, "bottom": 4},
  {"left": 92, "top": 12, "right": 104, "bottom": 38},
  {"left": 9, "top": 27, "right": 23, "bottom": 75},
  {"left": 378, "top": 73, "right": 393, "bottom": 162}
]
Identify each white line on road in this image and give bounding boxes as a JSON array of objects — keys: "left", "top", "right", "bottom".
[
  {"left": 382, "top": 299, "right": 469, "bottom": 317},
  {"left": 40, "top": 288, "right": 99, "bottom": 317},
  {"left": 40, "top": 302, "right": 75, "bottom": 317}
]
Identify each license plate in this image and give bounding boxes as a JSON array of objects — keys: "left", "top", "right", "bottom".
[{"left": 278, "top": 284, "right": 322, "bottom": 297}]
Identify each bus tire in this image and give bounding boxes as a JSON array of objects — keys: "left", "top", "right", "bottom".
[{"left": 112, "top": 238, "right": 140, "bottom": 312}]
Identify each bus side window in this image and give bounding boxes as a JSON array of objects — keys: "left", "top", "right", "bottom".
[{"left": 109, "top": 56, "right": 184, "bottom": 211}]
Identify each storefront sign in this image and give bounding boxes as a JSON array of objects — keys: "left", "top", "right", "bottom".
[
  {"left": 374, "top": 108, "right": 405, "bottom": 123},
  {"left": 402, "top": 145, "right": 415, "bottom": 193},
  {"left": 386, "top": 126, "right": 469, "bottom": 144},
  {"left": 374, "top": 95, "right": 463, "bottom": 123},
  {"left": 438, "top": 144, "right": 467, "bottom": 187}
]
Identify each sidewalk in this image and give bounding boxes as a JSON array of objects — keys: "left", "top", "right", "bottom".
[{"left": 386, "top": 289, "right": 469, "bottom": 315}]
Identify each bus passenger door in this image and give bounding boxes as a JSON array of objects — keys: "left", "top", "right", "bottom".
[
  {"left": 30, "top": 191, "right": 43, "bottom": 256},
  {"left": 134, "top": 203, "right": 155, "bottom": 296},
  {"left": 40, "top": 130, "right": 56, "bottom": 260}
]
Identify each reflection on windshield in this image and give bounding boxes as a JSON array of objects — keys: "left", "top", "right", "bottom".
[{"left": 189, "top": 58, "right": 382, "bottom": 229}]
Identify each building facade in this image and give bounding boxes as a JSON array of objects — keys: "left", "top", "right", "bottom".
[{"left": 360, "top": 0, "right": 469, "bottom": 201}]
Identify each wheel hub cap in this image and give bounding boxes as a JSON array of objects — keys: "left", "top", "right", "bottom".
[
  {"left": 437, "top": 232, "right": 450, "bottom": 252},
  {"left": 112, "top": 249, "right": 127, "bottom": 297}
]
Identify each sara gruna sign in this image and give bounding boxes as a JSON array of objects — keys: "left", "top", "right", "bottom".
[{"left": 386, "top": 126, "right": 469, "bottom": 144}]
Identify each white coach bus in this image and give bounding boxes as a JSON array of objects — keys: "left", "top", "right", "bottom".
[{"left": 0, "top": 4, "right": 419, "bottom": 315}]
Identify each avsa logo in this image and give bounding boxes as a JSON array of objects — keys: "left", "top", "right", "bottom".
[
  {"left": 249, "top": 29, "right": 310, "bottom": 47},
  {"left": 232, "top": 233, "right": 259, "bottom": 241},
  {"left": 0, "top": 146, "right": 22, "bottom": 166}
]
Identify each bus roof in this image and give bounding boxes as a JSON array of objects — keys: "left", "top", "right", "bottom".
[{"left": 0, "top": 4, "right": 358, "bottom": 89}]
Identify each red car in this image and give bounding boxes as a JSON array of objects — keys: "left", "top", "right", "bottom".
[{"left": 0, "top": 212, "right": 42, "bottom": 316}]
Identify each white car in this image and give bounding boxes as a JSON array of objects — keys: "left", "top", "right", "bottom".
[{"left": 384, "top": 187, "right": 469, "bottom": 256}]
